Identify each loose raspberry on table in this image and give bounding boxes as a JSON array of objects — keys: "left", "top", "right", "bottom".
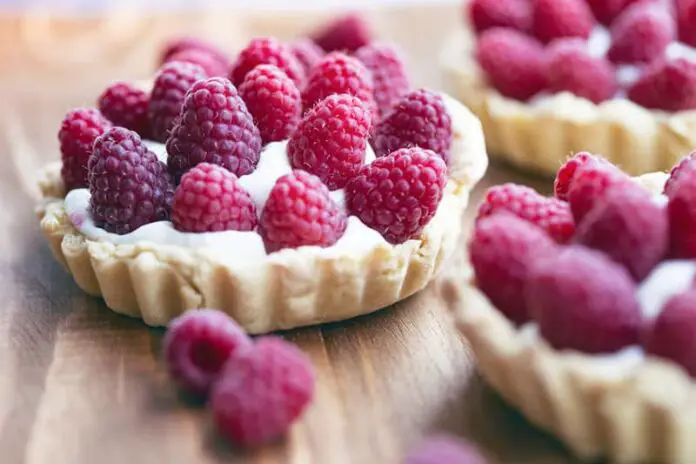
[
  {"left": 531, "top": 0, "right": 594, "bottom": 44},
  {"left": 527, "top": 246, "right": 642, "bottom": 354},
  {"left": 229, "top": 37, "right": 305, "bottom": 89},
  {"left": 586, "top": 0, "right": 641, "bottom": 26},
  {"left": 607, "top": 1, "right": 676, "bottom": 64},
  {"left": 311, "top": 13, "right": 373, "bottom": 53},
  {"left": 470, "top": 214, "right": 556, "bottom": 325},
  {"left": 664, "top": 150, "right": 696, "bottom": 197},
  {"left": 475, "top": 28, "right": 548, "bottom": 101},
  {"left": 166, "top": 48, "right": 229, "bottom": 78},
  {"left": 345, "top": 147, "right": 447, "bottom": 244},
  {"left": 148, "top": 61, "right": 208, "bottom": 143},
  {"left": 159, "top": 36, "right": 228, "bottom": 69},
  {"left": 667, "top": 162, "right": 696, "bottom": 258},
  {"left": 163, "top": 308, "right": 253, "bottom": 397},
  {"left": 210, "top": 336, "right": 315, "bottom": 446},
  {"left": 166, "top": 77, "right": 262, "bottom": 182},
  {"left": 404, "top": 435, "right": 488, "bottom": 464},
  {"left": 567, "top": 160, "right": 634, "bottom": 223},
  {"left": 354, "top": 42, "right": 411, "bottom": 119},
  {"left": 289, "top": 38, "right": 325, "bottom": 76},
  {"left": 554, "top": 152, "right": 609, "bottom": 201},
  {"left": 97, "top": 82, "right": 150, "bottom": 137},
  {"left": 468, "top": 0, "right": 532, "bottom": 34},
  {"left": 239, "top": 64, "right": 302, "bottom": 145},
  {"left": 59, "top": 108, "right": 112, "bottom": 191},
  {"left": 627, "top": 58, "right": 696, "bottom": 112},
  {"left": 259, "top": 170, "right": 347, "bottom": 252},
  {"left": 88, "top": 127, "right": 173, "bottom": 234},
  {"left": 288, "top": 94, "right": 372, "bottom": 190}
]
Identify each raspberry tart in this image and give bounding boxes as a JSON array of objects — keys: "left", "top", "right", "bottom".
[
  {"left": 452, "top": 150, "right": 696, "bottom": 462},
  {"left": 36, "top": 36, "right": 488, "bottom": 334},
  {"left": 441, "top": 0, "right": 696, "bottom": 176}
]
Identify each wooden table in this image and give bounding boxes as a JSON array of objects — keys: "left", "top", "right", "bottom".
[{"left": 0, "top": 5, "right": 580, "bottom": 463}]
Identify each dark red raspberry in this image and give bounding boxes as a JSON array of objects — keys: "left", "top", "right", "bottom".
[
  {"left": 567, "top": 160, "right": 634, "bottom": 223},
  {"left": 311, "top": 13, "right": 373, "bottom": 53},
  {"left": 97, "top": 82, "right": 150, "bottom": 137},
  {"left": 59, "top": 108, "right": 112, "bottom": 191},
  {"left": 288, "top": 94, "right": 371, "bottom": 190},
  {"left": 171, "top": 163, "right": 257, "bottom": 233},
  {"left": 470, "top": 214, "right": 556, "bottom": 325},
  {"left": 259, "top": 170, "right": 347, "bottom": 252},
  {"left": 211, "top": 336, "right": 314, "bottom": 446},
  {"left": 607, "top": 1, "right": 676, "bottom": 64},
  {"left": 148, "top": 61, "right": 207, "bottom": 143},
  {"left": 239, "top": 64, "right": 302, "bottom": 144},
  {"left": 627, "top": 58, "right": 696, "bottom": 111},
  {"left": 586, "top": 0, "right": 642, "bottom": 25},
  {"left": 160, "top": 36, "right": 228, "bottom": 69},
  {"left": 468, "top": 0, "right": 532, "bottom": 34},
  {"left": 527, "top": 246, "right": 642, "bottom": 354},
  {"left": 166, "top": 77, "right": 262, "bottom": 182},
  {"left": 405, "top": 435, "right": 488, "bottom": 464},
  {"left": 475, "top": 28, "right": 548, "bottom": 101},
  {"left": 345, "top": 147, "right": 447, "bottom": 244},
  {"left": 372, "top": 89, "right": 452, "bottom": 164},
  {"left": 229, "top": 37, "right": 305, "bottom": 89},
  {"left": 680, "top": 0, "right": 696, "bottom": 46},
  {"left": 532, "top": 0, "right": 595, "bottom": 44},
  {"left": 163, "top": 308, "right": 253, "bottom": 397},
  {"left": 667, "top": 162, "right": 696, "bottom": 258},
  {"left": 354, "top": 42, "right": 411, "bottom": 118},
  {"left": 88, "top": 127, "right": 173, "bottom": 234},
  {"left": 477, "top": 184, "right": 575, "bottom": 243},
  {"left": 166, "top": 48, "right": 229, "bottom": 78},
  {"left": 554, "top": 152, "right": 609, "bottom": 201},
  {"left": 664, "top": 150, "right": 696, "bottom": 197},
  {"left": 289, "top": 38, "right": 325, "bottom": 76}
]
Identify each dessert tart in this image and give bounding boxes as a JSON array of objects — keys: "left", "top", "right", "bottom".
[
  {"left": 452, "top": 149, "right": 696, "bottom": 462},
  {"left": 36, "top": 35, "right": 488, "bottom": 334},
  {"left": 441, "top": 0, "right": 696, "bottom": 176}
]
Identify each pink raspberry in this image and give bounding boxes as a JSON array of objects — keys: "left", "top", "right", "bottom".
[
  {"left": 166, "top": 77, "right": 262, "bottom": 182},
  {"left": 586, "top": 0, "right": 642, "bottom": 26},
  {"left": 311, "top": 13, "right": 373, "bottom": 53},
  {"left": 607, "top": 1, "right": 676, "bottom": 64},
  {"left": 229, "top": 37, "right": 305, "bottom": 89},
  {"left": 210, "top": 336, "right": 315, "bottom": 446},
  {"left": 664, "top": 150, "right": 696, "bottom": 197},
  {"left": 372, "top": 89, "right": 452, "bottom": 164},
  {"left": 470, "top": 214, "right": 556, "bottom": 325},
  {"left": 58, "top": 108, "right": 112, "bottom": 191},
  {"left": 289, "top": 38, "right": 325, "bottom": 76},
  {"left": 553, "top": 152, "right": 609, "bottom": 201},
  {"left": 527, "top": 246, "right": 642, "bottom": 354},
  {"left": 166, "top": 48, "right": 229, "bottom": 78},
  {"left": 259, "top": 170, "right": 347, "bottom": 252},
  {"left": 468, "top": 0, "right": 532, "bottom": 34},
  {"left": 532, "top": 0, "right": 595, "bottom": 44},
  {"left": 97, "top": 82, "right": 150, "bottom": 137},
  {"left": 667, "top": 161, "right": 696, "bottom": 258},
  {"left": 88, "top": 127, "right": 173, "bottom": 234},
  {"left": 345, "top": 147, "right": 447, "bottom": 244},
  {"left": 159, "top": 36, "right": 228, "bottom": 69},
  {"left": 475, "top": 28, "right": 548, "bottom": 101},
  {"left": 239, "top": 64, "right": 302, "bottom": 145},
  {"left": 405, "top": 435, "right": 488, "bottom": 464},
  {"left": 477, "top": 184, "right": 575, "bottom": 243},
  {"left": 354, "top": 42, "right": 411, "bottom": 118},
  {"left": 627, "top": 58, "right": 696, "bottom": 111},
  {"left": 163, "top": 308, "right": 252, "bottom": 397},
  {"left": 148, "top": 61, "right": 207, "bottom": 143},
  {"left": 567, "top": 160, "right": 634, "bottom": 223},
  {"left": 680, "top": 0, "right": 696, "bottom": 47}
]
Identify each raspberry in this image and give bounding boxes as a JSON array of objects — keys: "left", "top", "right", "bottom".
[
  {"left": 171, "top": 163, "right": 257, "bottom": 233},
  {"left": 372, "top": 89, "right": 453, "bottom": 164},
  {"left": 97, "top": 82, "right": 150, "bottom": 137},
  {"left": 88, "top": 127, "right": 173, "bottom": 234},
  {"left": 475, "top": 28, "right": 548, "bottom": 101},
  {"left": 567, "top": 160, "right": 634, "bottom": 223},
  {"left": 477, "top": 184, "right": 575, "bottom": 243},
  {"left": 546, "top": 39, "right": 618, "bottom": 104},
  {"left": 554, "top": 152, "right": 609, "bottom": 201},
  {"left": 259, "top": 170, "right": 347, "bottom": 252},
  {"left": 211, "top": 336, "right": 314, "bottom": 446},
  {"left": 664, "top": 150, "right": 696, "bottom": 197},
  {"left": 586, "top": 0, "right": 642, "bottom": 25},
  {"left": 468, "top": 0, "right": 532, "bottom": 34},
  {"left": 148, "top": 61, "right": 207, "bottom": 143},
  {"left": 58, "top": 108, "right": 112, "bottom": 191},
  {"left": 229, "top": 37, "right": 305, "bottom": 89},
  {"left": 288, "top": 94, "right": 372, "bottom": 190},
  {"left": 404, "top": 435, "right": 488, "bottom": 464},
  {"left": 527, "top": 246, "right": 642, "bottom": 354},
  {"left": 239, "top": 65, "right": 301, "bottom": 145},
  {"left": 354, "top": 42, "right": 411, "bottom": 118},
  {"left": 627, "top": 58, "right": 696, "bottom": 111},
  {"left": 166, "top": 77, "right": 262, "bottom": 182},
  {"left": 159, "top": 36, "right": 228, "bottom": 69},
  {"left": 470, "top": 214, "right": 556, "bottom": 325},
  {"left": 345, "top": 147, "right": 447, "bottom": 244},
  {"left": 166, "top": 48, "right": 228, "bottom": 78},
  {"left": 532, "top": 0, "right": 595, "bottom": 44},
  {"left": 162, "top": 309, "right": 252, "bottom": 397},
  {"left": 667, "top": 162, "right": 696, "bottom": 258},
  {"left": 680, "top": 0, "right": 696, "bottom": 46},
  {"left": 311, "top": 13, "right": 373, "bottom": 53},
  {"left": 607, "top": 1, "right": 676, "bottom": 64},
  {"left": 289, "top": 38, "right": 325, "bottom": 76}
]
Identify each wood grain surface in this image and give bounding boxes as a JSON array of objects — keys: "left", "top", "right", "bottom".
[{"left": 0, "top": 5, "right": 580, "bottom": 463}]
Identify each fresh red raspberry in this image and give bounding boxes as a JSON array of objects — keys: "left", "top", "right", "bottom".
[
  {"left": 546, "top": 39, "right": 618, "bottom": 104},
  {"left": 345, "top": 147, "right": 447, "bottom": 244},
  {"left": 475, "top": 28, "right": 548, "bottom": 101},
  {"left": 554, "top": 152, "right": 610, "bottom": 201},
  {"left": 404, "top": 435, "right": 488, "bottom": 464},
  {"left": 97, "top": 82, "right": 150, "bottom": 137},
  {"left": 229, "top": 37, "right": 305, "bottom": 89},
  {"left": 160, "top": 36, "right": 228, "bottom": 69},
  {"left": 163, "top": 309, "right": 252, "bottom": 397},
  {"left": 58, "top": 108, "right": 112, "bottom": 191},
  {"left": 607, "top": 1, "right": 676, "bottom": 64},
  {"left": 372, "top": 89, "right": 452, "bottom": 164},
  {"left": 148, "top": 61, "right": 207, "bottom": 143},
  {"left": 680, "top": 0, "right": 696, "bottom": 46},
  {"left": 289, "top": 38, "right": 325, "bottom": 76},
  {"left": 88, "top": 127, "right": 173, "bottom": 234},
  {"left": 468, "top": 0, "right": 532, "bottom": 34},
  {"left": 667, "top": 162, "right": 696, "bottom": 258},
  {"left": 586, "top": 0, "right": 642, "bottom": 25},
  {"left": 477, "top": 183, "right": 575, "bottom": 243},
  {"left": 171, "top": 163, "right": 257, "bottom": 233},
  {"left": 239, "top": 65, "right": 302, "bottom": 145},
  {"left": 470, "top": 214, "right": 556, "bottom": 325},
  {"left": 166, "top": 48, "right": 229, "bottom": 78},
  {"left": 354, "top": 42, "right": 411, "bottom": 118},
  {"left": 627, "top": 58, "right": 696, "bottom": 111},
  {"left": 527, "top": 246, "right": 642, "bottom": 354},
  {"left": 532, "top": 0, "right": 595, "bottom": 44},
  {"left": 259, "top": 170, "right": 347, "bottom": 252},
  {"left": 664, "top": 150, "right": 696, "bottom": 197},
  {"left": 311, "top": 13, "right": 373, "bottom": 53},
  {"left": 166, "top": 77, "right": 262, "bottom": 182},
  {"left": 567, "top": 160, "right": 634, "bottom": 223}
]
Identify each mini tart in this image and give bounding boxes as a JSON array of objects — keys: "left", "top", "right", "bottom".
[
  {"left": 36, "top": 99, "right": 488, "bottom": 334},
  {"left": 440, "top": 29, "right": 696, "bottom": 177}
]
